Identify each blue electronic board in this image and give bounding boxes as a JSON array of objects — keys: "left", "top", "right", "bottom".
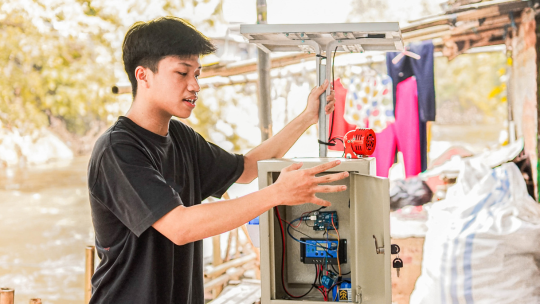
[{"left": 300, "top": 238, "right": 347, "bottom": 265}]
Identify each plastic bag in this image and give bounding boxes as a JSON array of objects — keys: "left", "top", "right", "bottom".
[{"left": 410, "top": 162, "right": 540, "bottom": 304}]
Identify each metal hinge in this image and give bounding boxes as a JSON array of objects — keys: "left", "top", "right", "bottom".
[{"left": 356, "top": 286, "right": 362, "bottom": 303}]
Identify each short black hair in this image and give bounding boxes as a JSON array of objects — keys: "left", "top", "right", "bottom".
[{"left": 122, "top": 17, "right": 216, "bottom": 97}]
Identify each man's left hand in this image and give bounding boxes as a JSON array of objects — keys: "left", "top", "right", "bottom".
[{"left": 303, "top": 79, "right": 336, "bottom": 125}]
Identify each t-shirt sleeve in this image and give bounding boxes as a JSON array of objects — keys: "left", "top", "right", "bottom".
[
  {"left": 89, "top": 143, "right": 183, "bottom": 237},
  {"left": 194, "top": 133, "right": 244, "bottom": 199}
]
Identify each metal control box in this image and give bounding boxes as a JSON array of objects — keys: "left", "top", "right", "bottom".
[{"left": 257, "top": 158, "right": 391, "bottom": 303}]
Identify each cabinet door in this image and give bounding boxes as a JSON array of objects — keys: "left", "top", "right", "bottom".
[{"left": 350, "top": 173, "right": 391, "bottom": 304}]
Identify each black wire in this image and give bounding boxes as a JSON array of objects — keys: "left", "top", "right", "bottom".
[
  {"left": 282, "top": 219, "right": 334, "bottom": 254},
  {"left": 275, "top": 207, "right": 316, "bottom": 299},
  {"left": 331, "top": 137, "right": 344, "bottom": 144},
  {"left": 327, "top": 46, "right": 338, "bottom": 142},
  {"left": 318, "top": 46, "right": 340, "bottom": 148},
  {"left": 331, "top": 263, "right": 351, "bottom": 275}
]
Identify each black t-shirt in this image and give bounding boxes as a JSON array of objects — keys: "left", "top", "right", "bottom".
[{"left": 87, "top": 116, "right": 244, "bottom": 304}]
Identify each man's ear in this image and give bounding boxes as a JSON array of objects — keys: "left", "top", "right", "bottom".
[{"left": 135, "top": 66, "right": 151, "bottom": 89}]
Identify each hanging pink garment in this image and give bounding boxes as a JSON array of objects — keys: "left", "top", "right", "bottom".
[
  {"left": 373, "top": 76, "right": 421, "bottom": 177},
  {"left": 329, "top": 79, "right": 356, "bottom": 151}
]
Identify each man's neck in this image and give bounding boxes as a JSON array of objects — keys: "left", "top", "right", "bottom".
[{"left": 125, "top": 97, "right": 171, "bottom": 136}]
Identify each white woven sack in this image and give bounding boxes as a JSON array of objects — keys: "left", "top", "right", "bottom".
[{"left": 410, "top": 161, "right": 540, "bottom": 304}]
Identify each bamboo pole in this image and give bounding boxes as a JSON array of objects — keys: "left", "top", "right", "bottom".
[
  {"left": 29, "top": 299, "right": 42, "bottom": 304},
  {"left": 212, "top": 235, "right": 224, "bottom": 297},
  {"left": 224, "top": 230, "right": 234, "bottom": 262},
  {"left": 204, "top": 267, "right": 246, "bottom": 292},
  {"left": 85, "top": 246, "right": 95, "bottom": 304},
  {"left": 0, "top": 288, "right": 14, "bottom": 304},
  {"left": 234, "top": 229, "right": 241, "bottom": 259},
  {"left": 205, "top": 252, "right": 257, "bottom": 278}
]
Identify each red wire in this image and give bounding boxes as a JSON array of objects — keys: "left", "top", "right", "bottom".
[
  {"left": 274, "top": 207, "right": 314, "bottom": 299},
  {"left": 316, "top": 286, "right": 326, "bottom": 300}
]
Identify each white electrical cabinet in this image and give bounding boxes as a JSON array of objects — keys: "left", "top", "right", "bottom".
[{"left": 257, "top": 158, "right": 391, "bottom": 303}]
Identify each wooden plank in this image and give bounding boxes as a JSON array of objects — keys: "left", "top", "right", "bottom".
[
  {"left": 402, "top": 25, "right": 451, "bottom": 40},
  {"left": 201, "top": 53, "right": 315, "bottom": 78},
  {"left": 434, "top": 38, "right": 505, "bottom": 52},
  {"left": 450, "top": 28, "right": 506, "bottom": 42},
  {"left": 405, "top": 30, "right": 452, "bottom": 43},
  {"left": 402, "top": 1, "right": 528, "bottom": 33}
]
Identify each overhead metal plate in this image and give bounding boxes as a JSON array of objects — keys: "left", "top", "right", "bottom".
[{"left": 240, "top": 23, "right": 404, "bottom": 54}]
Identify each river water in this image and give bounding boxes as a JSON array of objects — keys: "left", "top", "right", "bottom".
[{"left": 0, "top": 156, "right": 93, "bottom": 304}]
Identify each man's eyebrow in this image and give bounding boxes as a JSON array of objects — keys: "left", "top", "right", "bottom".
[{"left": 179, "top": 62, "right": 202, "bottom": 69}]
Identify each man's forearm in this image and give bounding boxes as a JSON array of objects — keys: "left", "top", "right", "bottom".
[
  {"left": 153, "top": 185, "right": 281, "bottom": 245},
  {"left": 237, "top": 113, "right": 313, "bottom": 183}
]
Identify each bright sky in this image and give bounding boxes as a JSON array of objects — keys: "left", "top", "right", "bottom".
[
  {"left": 223, "top": 0, "right": 354, "bottom": 24},
  {"left": 222, "top": 0, "right": 442, "bottom": 25}
]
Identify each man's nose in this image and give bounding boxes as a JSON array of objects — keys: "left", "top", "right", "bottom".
[{"left": 188, "top": 76, "right": 200, "bottom": 93}]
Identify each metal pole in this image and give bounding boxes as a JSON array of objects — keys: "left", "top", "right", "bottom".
[
  {"left": 257, "top": 0, "right": 272, "bottom": 141},
  {"left": 317, "top": 53, "right": 328, "bottom": 157},
  {"left": 0, "top": 288, "right": 14, "bottom": 304},
  {"left": 85, "top": 246, "right": 95, "bottom": 304}
]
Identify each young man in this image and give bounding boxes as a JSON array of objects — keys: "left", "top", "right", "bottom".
[{"left": 87, "top": 17, "right": 348, "bottom": 303}]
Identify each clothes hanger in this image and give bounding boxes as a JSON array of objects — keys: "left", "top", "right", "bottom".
[{"left": 392, "top": 49, "right": 421, "bottom": 64}]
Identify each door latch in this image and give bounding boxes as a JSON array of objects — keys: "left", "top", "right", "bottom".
[{"left": 373, "top": 235, "right": 384, "bottom": 254}]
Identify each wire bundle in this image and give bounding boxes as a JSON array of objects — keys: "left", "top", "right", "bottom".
[{"left": 274, "top": 206, "right": 349, "bottom": 301}]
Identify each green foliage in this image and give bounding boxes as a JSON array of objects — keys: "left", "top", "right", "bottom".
[
  {"left": 0, "top": 0, "right": 228, "bottom": 139},
  {"left": 0, "top": 0, "right": 120, "bottom": 135},
  {"left": 434, "top": 52, "right": 508, "bottom": 125}
]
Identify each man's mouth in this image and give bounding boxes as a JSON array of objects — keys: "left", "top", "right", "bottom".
[{"left": 183, "top": 98, "right": 197, "bottom": 105}]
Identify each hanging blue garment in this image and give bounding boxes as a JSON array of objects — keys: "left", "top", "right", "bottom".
[
  {"left": 386, "top": 40, "right": 435, "bottom": 172},
  {"left": 386, "top": 40, "right": 436, "bottom": 123}
]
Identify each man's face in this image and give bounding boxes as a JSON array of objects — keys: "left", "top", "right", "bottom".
[{"left": 145, "top": 55, "right": 201, "bottom": 119}]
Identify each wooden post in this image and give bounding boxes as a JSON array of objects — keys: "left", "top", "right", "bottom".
[
  {"left": 234, "top": 228, "right": 241, "bottom": 259},
  {"left": 257, "top": 0, "right": 272, "bottom": 141},
  {"left": 0, "top": 288, "right": 14, "bottom": 304},
  {"left": 212, "top": 235, "right": 223, "bottom": 297},
  {"left": 85, "top": 246, "right": 95, "bottom": 304},
  {"left": 224, "top": 230, "right": 234, "bottom": 262},
  {"left": 29, "top": 299, "right": 42, "bottom": 304}
]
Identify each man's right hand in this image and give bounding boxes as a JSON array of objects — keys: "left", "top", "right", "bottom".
[{"left": 272, "top": 160, "right": 349, "bottom": 207}]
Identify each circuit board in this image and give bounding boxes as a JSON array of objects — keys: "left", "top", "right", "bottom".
[
  {"left": 300, "top": 238, "right": 347, "bottom": 265},
  {"left": 313, "top": 211, "right": 339, "bottom": 231}
]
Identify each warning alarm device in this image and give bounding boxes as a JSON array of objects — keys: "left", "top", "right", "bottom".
[{"left": 343, "top": 128, "right": 376, "bottom": 159}]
